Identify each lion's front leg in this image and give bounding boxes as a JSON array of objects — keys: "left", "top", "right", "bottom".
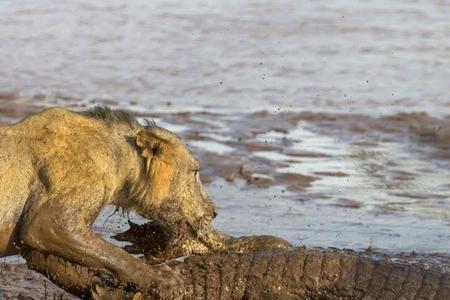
[
  {"left": 23, "top": 249, "right": 140, "bottom": 299},
  {"left": 19, "top": 190, "right": 184, "bottom": 299}
]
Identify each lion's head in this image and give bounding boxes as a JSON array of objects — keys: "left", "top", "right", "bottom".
[{"left": 129, "top": 126, "right": 217, "bottom": 240}]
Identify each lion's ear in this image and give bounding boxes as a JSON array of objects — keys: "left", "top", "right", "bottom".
[
  {"left": 136, "top": 127, "right": 179, "bottom": 158},
  {"left": 136, "top": 128, "right": 178, "bottom": 205}
]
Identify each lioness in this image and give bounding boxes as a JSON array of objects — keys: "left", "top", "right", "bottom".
[{"left": 0, "top": 107, "right": 217, "bottom": 298}]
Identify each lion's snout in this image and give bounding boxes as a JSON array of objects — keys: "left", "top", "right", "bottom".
[
  {"left": 203, "top": 196, "right": 218, "bottom": 220},
  {"left": 199, "top": 201, "right": 218, "bottom": 224}
]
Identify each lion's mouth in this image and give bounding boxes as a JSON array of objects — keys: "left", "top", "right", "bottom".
[
  {"left": 164, "top": 218, "right": 220, "bottom": 250},
  {"left": 113, "top": 219, "right": 227, "bottom": 262}
]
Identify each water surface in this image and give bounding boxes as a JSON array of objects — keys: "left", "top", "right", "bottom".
[{"left": 1, "top": 1, "right": 450, "bottom": 297}]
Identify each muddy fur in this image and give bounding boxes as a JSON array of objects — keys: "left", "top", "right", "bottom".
[
  {"left": 0, "top": 107, "right": 218, "bottom": 298},
  {"left": 80, "top": 106, "right": 140, "bottom": 128}
]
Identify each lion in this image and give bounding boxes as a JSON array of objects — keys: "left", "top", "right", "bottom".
[{"left": 0, "top": 106, "right": 218, "bottom": 298}]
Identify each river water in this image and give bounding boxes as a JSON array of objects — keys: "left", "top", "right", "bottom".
[
  {"left": 1, "top": 1, "right": 450, "bottom": 297},
  {"left": 1, "top": 0, "right": 450, "bottom": 115}
]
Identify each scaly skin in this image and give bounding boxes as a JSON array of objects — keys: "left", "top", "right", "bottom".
[
  {"left": 175, "top": 247, "right": 449, "bottom": 300},
  {"left": 24, "top": 246, "right": 449, "bottom": 300}
]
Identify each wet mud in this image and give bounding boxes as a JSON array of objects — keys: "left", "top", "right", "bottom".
[{"left": 0, "top": 263, "right": 76, "bottom": 299}]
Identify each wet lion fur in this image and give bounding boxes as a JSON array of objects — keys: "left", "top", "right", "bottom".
[{"left": 0, "top": 106, "right": 217, "bottom": 297}]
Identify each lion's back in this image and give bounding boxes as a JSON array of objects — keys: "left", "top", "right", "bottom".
[
  {"left": 0, "top": 107, "right": 101, "bottom": 224},
  {"left": 0, "top": 107, "right": 136, "bottom": 226}
]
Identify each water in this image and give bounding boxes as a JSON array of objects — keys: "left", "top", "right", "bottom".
[
  {"left": 0, "top": 0, "right": 449, "bottom": 256},
  {"left": 150, "top": 111, "right": 450, "bottom": 253},
  {"left": 1, "top": 0, "right": 450, "bottom": 114},
  {"left": 1, "top": 1, "right": 450, "bottom": 298}
]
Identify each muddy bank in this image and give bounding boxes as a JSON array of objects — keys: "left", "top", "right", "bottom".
[{"left": 0, "top": 264, "right": 76, "bottom": 299}]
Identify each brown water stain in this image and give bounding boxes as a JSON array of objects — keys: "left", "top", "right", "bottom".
[
  {"left": 275, "top": 173, "right": 318, "bottom": 192},
  {"left": 313, "top": 171, "right": 349, "bottom": 177},
  {"left": 330, "top": 198, "right": 363, "bottom": 209},
  {"left": 0, "top": 89, "right": 19, "bottom": 101},
  {"left": 283, "top": 150, "right": 331, "bottom": 158},
  {"left": 390, "top": 192, "right": 448, "bottom": 200}
]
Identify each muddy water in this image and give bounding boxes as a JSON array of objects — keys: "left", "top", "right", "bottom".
[
  {"left": 1, "top": 0, "right": 450, "bottom": 115},
  {"left": 129, "top": 111, "right": 450, "bottom": 253},
  {"left": 1, "top": 0, "right": 450, "bottom": 298}
]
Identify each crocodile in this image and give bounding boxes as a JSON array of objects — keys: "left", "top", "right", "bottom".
[{"left": 22, "top": 222, "right": 450, "bottom": 299}]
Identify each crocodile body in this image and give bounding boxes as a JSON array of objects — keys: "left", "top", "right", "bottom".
[
  {"left": 24, "top": 246, "right": 449, "bottom": 300},
  {"left": 175, "top": 247, "right": 449, "bottom": 300}
]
